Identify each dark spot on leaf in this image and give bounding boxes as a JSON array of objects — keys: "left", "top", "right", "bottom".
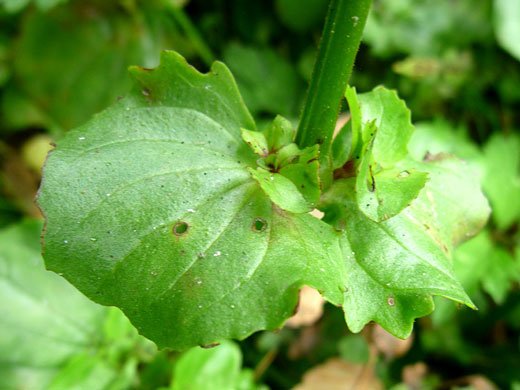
[
  {"left": 252, "top": 217, "right": 267, "bottom": 233},
  {"left": 142, "top": 89, "right": 150, "bottom": 97},
  {"left": 368, "top": 165, "right": 376, "bottom": 192},
  {"left": 173, "top": 222, "right": 189, "bottom": 236},
  {"left": 201, "top": 343, "right": 220, "bottom": 349}
]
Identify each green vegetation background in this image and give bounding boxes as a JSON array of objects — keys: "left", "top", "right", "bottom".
[{"left": 0, "top": 0, "right": 519, "bottom": 389}]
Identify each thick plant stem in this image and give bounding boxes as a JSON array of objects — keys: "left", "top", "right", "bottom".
[{"left": 295, "top": 0, "right": 371, "bottom": 167}]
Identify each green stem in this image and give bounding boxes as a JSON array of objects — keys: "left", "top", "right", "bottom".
[
  {"left": 169, "top": 6, "right": 216, "bottom": 67},
  {"left": 295, "top": 0, "right": 372, "bottom": 166}
]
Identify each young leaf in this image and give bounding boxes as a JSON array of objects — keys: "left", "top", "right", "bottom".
[
  {"left": 357, "top": 87, "right": 414, "bottom": 168},
  {"left": 321, "top": 155, "right": 489, "bottom": 338},
  {"left": 355, "top": 131, "right": 428, "bottom": 222},
  {"left": 241, "top": 129, "right": 269, "bottom": 157},
  {"left": 278, "top": 144, "right": 320, "bottom": 207},
  {"left": 38, "top": 51, "right": 348, "bottom": 350},
  {"left": 331, "top": 121, "right": 353, "bottom": 169},
  {"left": 248, "top": 168, "right": 312, "bottom": 213},
  {"left": 263, "top": 115, "right": 295, "bottom": 152}
]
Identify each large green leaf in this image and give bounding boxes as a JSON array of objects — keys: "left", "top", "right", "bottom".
[
  {"left": 321, "top": 155, "right": 489, "bottom": 338},
  {"left": 0, "top": 220, "right": 153, "bottom": 390},
  {"left": 494, "top": 0, "right": 520, "bottom": 61},
  {"left": 38, "top": 51, "right": 349, "bottom": 350},
  {"left": 0, "top": 220, "right": 104, "bottom": 388}
]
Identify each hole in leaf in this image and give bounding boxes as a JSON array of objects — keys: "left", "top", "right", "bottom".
[
  {"left": 252, "top": 218, "right": 267, "bottom": 233},
  {"left": 173, "top": 222, "right": 189, "bottom": 236}
]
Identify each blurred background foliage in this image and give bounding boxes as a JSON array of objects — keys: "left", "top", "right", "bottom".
[{"left": 0, "top": 0, "right": 519, "bottom": 389}]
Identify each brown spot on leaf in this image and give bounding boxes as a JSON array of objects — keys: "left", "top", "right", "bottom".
[
  {"left": 201, "top": 343, "right": 220, "bottom": 349},
  {"left": 173, "top": 221, "right": 189, "bottom": 236}
]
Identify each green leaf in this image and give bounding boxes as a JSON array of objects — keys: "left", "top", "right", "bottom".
[
  {"left": 357, "top": 167, "right": 428, "bottom": 222},
  {"left": 240, "top": 116, "right": 294, "bottom": 157},
  {"left": 357, "top": 87, "right": 414, "bottom": 168},
  {"left": 453, "top": 231, "right": 520, "bottom": 305},
  {"left": 171, "top": 341, "right": 241, "bottom": 390},
  {"left": 481, "top": 133, "right": 520, "bottom": 230},
  {"left": 47, "top": 353, "right": 136, "bottom": 390},
  {"left": 356, "top": 132, "right": 428, "bottom": 222},
  {"left": 431, "top": 232, "right": 491, "bottom": 325},
  {"left": 408, "top": 119, "right": 485, "bottom": 179},
  {"left": 345, "top": 86, "right": 362, "bottom": 138},
  {"left": 170, "top": 341, "right": 267, "bottom": 390},
  {"left": 241, "top": 129, "right": 269, "bottom": 157},
  {"left": 248, "top": 168, "right": 312, "bottom": 213},
  {"left": 38, "top": 51, "right": 349, "bottom": 350},
  {"left": 331, "top": 121, "right": 353, "bottom": 169},
  {"left": 0, "top": 220, "right": 152, "bottom": 390},
  {"left": 263, "top": 115, "right": 295, "bottom": 152},
  {"left": 321, "top": 155, "right": 489, "bottom": 338},
  {"left": 494, "top": 0, "right": 520, "bottom": 61},
  {"left": 0, "top": 220, "right": 105, "bottom": 388},
  {"left": 278, "top": 144, "right": 320, "bottom": 207},
  {"left": 482, "top": 246, "right": 520, "bottom": 304}
]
